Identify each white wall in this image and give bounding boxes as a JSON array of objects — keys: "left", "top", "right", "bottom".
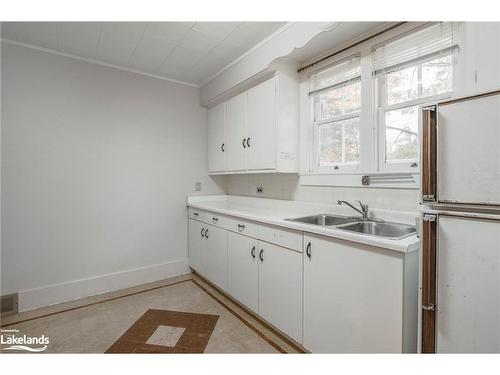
[
  {"left": 1, "top": 42, "right": 224, "bottom": 310},
  {"left": 222, "top": 174, "right": 420, "bottom": 212}
]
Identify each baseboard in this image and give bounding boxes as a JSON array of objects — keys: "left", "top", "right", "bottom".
[{"left": 18, "top": 259, "right": 190, "bottom": 312}]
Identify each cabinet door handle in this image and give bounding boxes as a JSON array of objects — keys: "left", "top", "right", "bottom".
[
  {"left": 237, "top": 224, "right": 245, "bottom": 231},
  {"left": 201, "top": 228, "right": 205, "bottom": 238},
  {"left": 221, "top": 143, "right": 224, "bottom": 152},
  {"left": 306, "top": 242, "right": 312, "bottom": 259},
  {"left": 251, "top": 246, "right": 256, "bottom": 258},
  {"left": 205, "top": 228, "right": 209, "bottom": 239},
  {"left": 242, "top": 138, "right": 247, "bottom": 148},
  {"left": 246, "top": 137, "right": 250, "bottom": 147},
  {"left": 259, "top": 249, "right": 264, "bottom": 262}
]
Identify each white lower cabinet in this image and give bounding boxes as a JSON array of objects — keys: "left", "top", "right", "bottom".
[
  {"left": 189, "top": 211, "right": 417, "bottom": 352},
  {"left": 191, "top": 216, "right": 303, "bottom": 342},
  {"left": 188, "top": 219, "right": 206, "bottom": 275},
  {"left": 303, "top": 233, "right": 417, "bottom": 353},
  {"left": 204, "top": 224, "right": 228, "bottom": 292},
  {"left": 227, "top": 231, "right": 303, "bottom": 341},
  {"left": 188, "top": 220, "right": 227, "bottom": 291},
  {"left": 227, "top": 231, "right": 259, "bottom": 312},
  {"left": 258, "top": 242, "right": 303, "bottom": 343}
]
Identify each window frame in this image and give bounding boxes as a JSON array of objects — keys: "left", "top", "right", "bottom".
[
  {"left": 310, "top": 78, "right": 362, "bottom": 174},
  {"left": 375, "top": 57, "right": 454, "bottom": 172},
  {"left": 300, "top": 22, "right": 460, "bottom": 188}
]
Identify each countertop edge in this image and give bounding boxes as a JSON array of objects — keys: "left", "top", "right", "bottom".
[{"left": 187, "top": 202, "right": 419, "bottom": 254}]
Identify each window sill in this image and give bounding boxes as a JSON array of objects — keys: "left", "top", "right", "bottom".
[{"left": 300, "top": 171, "right": 420, "bottom": 189}]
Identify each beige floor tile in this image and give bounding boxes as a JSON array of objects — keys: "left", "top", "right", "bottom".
[{"left": 1, "top": 276, "right": 301, "bottom": 354}]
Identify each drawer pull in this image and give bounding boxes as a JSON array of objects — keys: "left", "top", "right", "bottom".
[
  {"left": 237, "top": 224, "right": 245, "bottom": 231},
  {"left": 193, "top": 212, "right": 199, "bottom": 217},
  {"left": 212, "top": 217, "right": 219, "bottom": 223}
]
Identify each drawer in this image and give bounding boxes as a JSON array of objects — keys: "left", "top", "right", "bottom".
[
  {"left": 258, "top": 224, "right": 302, "bottom": 252},
  {"left": 225, "top": 217, "right": 260, "bottom": 238},
  {"left": 205, "top": 212, "right": 230, "bottom": 230},
  {"left": 189, "top": 208, "right": 207, "bottom": 222}
]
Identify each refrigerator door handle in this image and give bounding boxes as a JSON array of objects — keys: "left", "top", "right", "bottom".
[
  {"left": 421, "top": 213, "right": 437, "bottom": 353},
  {"left": 422, "top": 304, "right": 436, "bottom": 311},
  {"left": 422, "top": 105, "right": 437, "bottom": 202},
  {"left": 423, "top": 214, "right": 436, "bottom": 222}
]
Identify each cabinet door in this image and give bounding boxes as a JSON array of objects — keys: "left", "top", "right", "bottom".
[
  {"left": 258, "top": 242, "right": 302, "bottom": 343},
  {"left": 225, "top": 93, "right": 247, "bottom": 171},
  {"left": 208, "top": 103, "right": 225, "bottom": 173},
  {"left": 188, "top": 219, "right": 206, "bottom": 275},
  {"left": 437, "top": 93, "right": 500, "bottom": 205},
  {"left": 246, "top": 77, "right": 277, "bottom": 170},
  {"left": 472, "top": 23, "right": 500, "bottom": 93},
  {"left": 227, "top": 232, "right": 259, "bottom": 312},
  {"left": 436, "top": 215, "right": 500, "bottom": 353},
  {"left": 303, "top": 234, "right": 404, "bottom": 353},
  {"left": 204, "top": 225, "right": 228, "bottom": 291},
  {"left": 456, "top": 23, "right": 500, "bottom": 96}
]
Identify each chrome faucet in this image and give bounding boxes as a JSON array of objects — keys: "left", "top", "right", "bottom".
[{"left": 338, "top": 200, "right": 369, "bottom": 220}]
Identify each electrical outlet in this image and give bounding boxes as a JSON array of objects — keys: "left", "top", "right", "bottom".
[
  {"left": 256, "top": 186, "right": 263, "bottom": 194},
  {"left": 195, "top": 182, "right": 201, "bottom": 192}
]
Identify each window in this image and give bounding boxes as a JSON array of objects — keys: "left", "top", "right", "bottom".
[
  {"left": 310, "top": 55, "right": 361, "bottom": 172},
  {"left": 374, "top": 23, "right": 458, "bottom": 170},
  {"left": 303, "top": 22, "right": 460, "bottom": 183}
]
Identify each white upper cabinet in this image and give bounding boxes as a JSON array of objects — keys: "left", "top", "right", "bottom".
[
  {"left": 473, "top": 23, "right": 500, "bottom": 93},
  {"left": 225, "top": 93, "right": 247, "bottom": 172},
  {"left": 455, "top": 22, "right": 500, "bottom": 97},
  {"left": 207, "top": 102, "right": 225, "bottom": 173},
  {"left": 207, "top": 73, "right": 299, "bottom": 175},
  {"left": 246, "top": 77, "right": 277, "bottom": 170}
]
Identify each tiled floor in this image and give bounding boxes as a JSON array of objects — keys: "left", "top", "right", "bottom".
[{"left": 1, "top": 274, "right": 303, "bottom": 353}]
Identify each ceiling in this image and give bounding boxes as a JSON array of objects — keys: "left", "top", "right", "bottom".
[{"left": 1, "top": 22, "right": 286, "bottom": 86}]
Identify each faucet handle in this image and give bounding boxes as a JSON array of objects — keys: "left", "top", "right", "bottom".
[{"left": 356, "top": 200, "right": 368, "bottom": 212}]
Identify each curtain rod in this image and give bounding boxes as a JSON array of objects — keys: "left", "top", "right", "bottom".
[{"left": 297, "top": 22, "right": 407, "bottom": 74}]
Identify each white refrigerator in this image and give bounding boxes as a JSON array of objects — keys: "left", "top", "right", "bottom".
[{"left": 419, "top": 90, "right": 500, "bottom": 353}]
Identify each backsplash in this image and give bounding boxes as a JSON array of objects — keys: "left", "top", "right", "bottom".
[{"left": 211, "top": 174, "right": 420, "bottom": 212}]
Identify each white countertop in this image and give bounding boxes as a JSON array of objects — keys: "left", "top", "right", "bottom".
[{"left": 186, "top": 195, "right": 420, "bottom": 253}]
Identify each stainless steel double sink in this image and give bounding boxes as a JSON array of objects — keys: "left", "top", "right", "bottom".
[{"left": 285, "top": 214, "right": 416, "bottom": 240}]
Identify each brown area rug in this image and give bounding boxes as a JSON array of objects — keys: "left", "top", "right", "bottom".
[{"left": 106, "top": 309, "right": 219, "bottom": 353}]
